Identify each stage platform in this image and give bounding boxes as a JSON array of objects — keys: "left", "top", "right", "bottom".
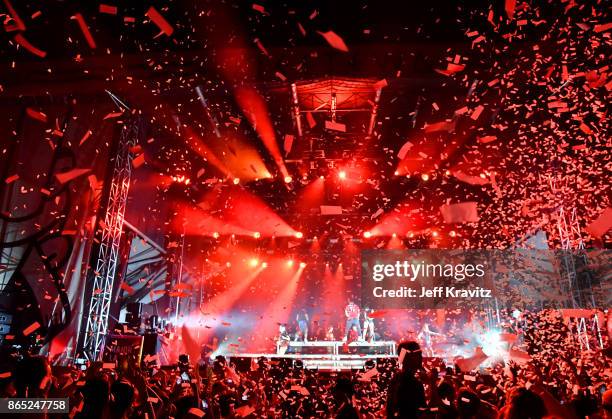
[
  {"left": 219, "top": 340, "right": 397, "bottom": 370},
  {"left": 225, "top": 352, "right": 397, "bottom": 371},
  {"left": 277, "top": 340, "right": 396, "bottom": 355}
]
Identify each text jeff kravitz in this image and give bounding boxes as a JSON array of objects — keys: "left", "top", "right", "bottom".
[{"left": 371, "top": 285, "right": 493, "bottom": 299}]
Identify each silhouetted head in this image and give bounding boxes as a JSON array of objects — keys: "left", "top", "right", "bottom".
[{"left": 396, "top": 341, "right": 422, "bottom": 373}]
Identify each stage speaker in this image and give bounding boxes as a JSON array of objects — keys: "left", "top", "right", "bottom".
[
  {"left": 125, "top": 303, "right": 142, "bottom": 329},
  {"left": 142, "top": 333, "right": 161, "bottom": 357}
]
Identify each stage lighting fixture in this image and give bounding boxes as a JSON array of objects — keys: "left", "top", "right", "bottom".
[
  {"left": 284, "top": 175, "right": 293, "bottom": 183},
  {"left": 233, "top": 177, "right": 240, "bottom": 184},
  {"left": 299, "top": 262, "right": 307, "bottom": 268},
  {"left": 394, "top": 170, "right": 399, "bottom": 176},
  {"left": 449, "top": 230, "right": 456, "bottom": 237},
  {"left": 295, "top": 232, "right": 303, "bottom": 239},
  {"left": 480, "top": 330, "right": 504, "bottom": 357},
  {"left": 338, "top": 170, "right": 347, "bottom": 180},
  {"left": 287, "top": 260, "right": 294, "bottom": 267},
  {"left": 253, "top": 232, "right": 261, "bottom": 239},
  {"left": 249, "top": 258, "right": 259, "bottom": 267},
  {"left": 262, "top": 262, "right": 268, "bottom": 268},
  {"left": 421, "top": 173, "right": 429, "bottom": 181},
  {"left": 432, "top": 231, "right": 439, "bottom": 237},
  {"left": 212, "top": 232, "right": 220, "bottom": 239},
  {"left": 392, "top": 233, "right": 397, "bottom": 238},
  {"left": 363, "top": 231, "right": 372, "bottom": 239},
  {"left": 319, "top": 175, "right": 325, "bottom": 180}
]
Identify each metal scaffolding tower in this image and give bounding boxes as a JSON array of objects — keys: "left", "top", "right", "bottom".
[
  {"left": 551, "top": 178, "right": 602, "bottom": 350},
  {"left": 82, "top": 118, "right": 139, "bottom": 361}
]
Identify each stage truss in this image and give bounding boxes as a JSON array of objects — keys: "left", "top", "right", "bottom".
[
  {"left": 551, "top": 178, "right": 603, "bottom": 351},
  {"left": 82, "top": 117, "right": 139, "bottom": 361}
]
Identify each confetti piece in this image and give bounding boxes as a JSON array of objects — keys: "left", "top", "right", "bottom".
[
  {"left": 252, "top": 4, "right": 266, "bottom": 14},
  {"left": 470, "top": 105, "right": 484, "bottom": 120},
  {"left": 439, "top": 202, "right": 480, "bottom": 224},
  {"left": 13, "top": 34, "right": 46, "bottom": 58},
  {"left": 593, "top": 23, "right": 612, "bottom": 33},
  {"left": 320, "top": 205, "right": 342, "bottom": 215},
  {"left": 99, "top": 4, "right": 118, "bottom": 15},
  {"left": 505, "top": 0, "right": 516, "bottom": 19},
  {"left": 71, "top": 13, "right": 97, "bottom": 49},
  {"left": 283, "top": 134, "right": 294, "bottom": 155},
  {"left": 324, "top": 120, "right": 346, "bottom": 132},
  {"left": 478, "top": 135, "right": 497, "bottom": 144},
  {"left": 26, "top": 107, "right": 47, "bottom": 122},
  {"left": 306, "top": 112, "right": 316, "bottom": 128},
  {"left": 55, "top": 168, "right": 91, "bottom": 184},
  {"left": 145, "top": 6, "right": 174, "bottom": 36},
  {"left": 103, "top": 112, "right": 123, "bottom": 120},
  {"left": 79, "top": 130, "right": 93, "bottom": 146},
  {"left": 424, "top": 120, "right": 455, "bottom": 133},
  {"left": 23, "top": 322, "right": 40, "bottom": 336},
  {"left": 585, "top": 208, "right": 612, "bottom": 238},
  {"left": 398, "top": 141, "right": 414, "bottom": 159},
  {"left": 3, "top": 0, "right": 26, "bottom": 31},
  {"left": 317, "top": 30, "right": 349, "bottom": 52},
  {"left": 5, "top": 174, "right": 19, "bottom": 184},
  {"left": 132, "top": 153, "right": 145, "bottom": 168}
]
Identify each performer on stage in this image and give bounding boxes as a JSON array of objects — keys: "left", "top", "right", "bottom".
[
  {"left": 417, "top": 322, "right": 443, "bottom": 357},
  {"left": 295, "top": 308, "right": 309, "bottom": 342},
  {"left": 343, "top": 300, "right": 361, "bottom": 341},
  {"left": 362, "top": 308, "right": 375, "bottom": 342},
  {"left": 277, "top": 323, "right": 291, "bottom": 354}
]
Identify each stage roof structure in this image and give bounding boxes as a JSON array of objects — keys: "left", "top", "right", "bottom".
[{"left": 274, "top": 77, "right": 386, "bottom": 139}]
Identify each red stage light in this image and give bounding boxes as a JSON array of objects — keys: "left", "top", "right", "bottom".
[
  {"left": 212, "top": 232, "right": 220, "bottom": 239},
  {"left": 363, "top": 231, "right": 372, "bottom": 239},
  {"left": 449, "top": 230, "right": 456, "bottom": 237},
  {"left": 249, "top": 258, "right": 259, "bottom": 267},
  {"left": 233, "top": 177, "right": 240, "bottom": 184},
  {"left": 432, "top": 230, "right": 439, "bottom": 237},
  {"left": 338, "top": 170, "right": 347, "bottom": 180},
  {"left": 262, "top": 262, "right": 268, "bottom": 268},
  {"left": 299, "top": 262, "right": 306, "bottom": 268},
  {"left": 287, "top": 260, "right": 294, "bottom": 267},
  {"left": 284, "top": 175, "right": 293, "bottom": 183},
  {"left": 421, "top": 173, "right": 429, "bottom": 181},
  {"left": 295, "top": 232, "right": 303, "bottom": 239},
  {"left": 253, "top": 232, "right": 261, "bottom": 239}
]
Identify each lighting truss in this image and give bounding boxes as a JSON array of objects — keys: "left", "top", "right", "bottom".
[
  {"left": 550, "top": 177, "right": 602, "bottom": 350},
  {"left": 82, "top": 118, "right": 139, "bottom": 361}
]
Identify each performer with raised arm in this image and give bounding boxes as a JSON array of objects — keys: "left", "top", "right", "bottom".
[
  {"left": 362, "top": 307, "right": 375, "bottom": 342},
  {"left": 343, "top": 299, "right": 361, "bottom": 341},
  {"left": 417, "top": 322, "right": 444, "bottom": 356}
]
